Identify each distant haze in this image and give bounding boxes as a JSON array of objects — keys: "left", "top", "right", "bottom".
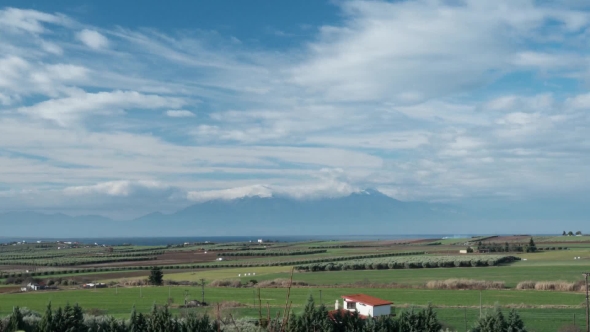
[{"left": 0, "top": 190, "right": 586, "bottom": 237}]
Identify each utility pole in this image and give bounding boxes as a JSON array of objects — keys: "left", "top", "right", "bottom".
[
  {"left": 200, "top": 278, "right": 205, "bottom": 304},
  {"left": 464, "top": 307, "right": 467, "bottom": 332},
  {"left": 583, "top": 273, "right": 589, "bottom": 332},
  {"left": 320, "top": 290, "right": 322, "bottom": 304},
  {"left": 479, "top": 290, "right": 482, "bottom": 318}
]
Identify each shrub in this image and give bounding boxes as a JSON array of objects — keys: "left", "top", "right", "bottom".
[
  {"left": 516, "top": 281, "right": 536, "bottom": 290},
  {"left": 426, "top": 278, "right": 504, "bottom": 290}
]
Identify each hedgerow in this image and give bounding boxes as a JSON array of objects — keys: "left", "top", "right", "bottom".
[
  {"left": 218, "top": 249, "right": 327, "bottom": 256},
  {"left": 294, "top": 255, "right": 519, "bottom": 272}
]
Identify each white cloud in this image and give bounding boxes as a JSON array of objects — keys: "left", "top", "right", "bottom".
[
  {"left": 39, "top": 40, "right": 63, "bottom": 55},
  {"left": 187, "top": 185, "right": 273, "bottom": 202},
  {"left": 186, "top": 170, "right": 358, "bottom": 202},
  {"left": 76, "top": 29, "right": 109, "bottom": 49},
  {"left": 511, "top": 51, "right": 582, "bottom": 70},
  {"left": 0, "top": 7, "right": 70, "bottom": 33},
  {"left": 166, "top": 110, "right": 195, "bottom": 117},
  {"left": 17, "top": 90, "right": 185, "bottom": 126},
  {"left": 63, "top": 180, "right": 169, "bottom": 197},
  {"left": 290, "top": 0, "right": 590, "bottom": 103}
]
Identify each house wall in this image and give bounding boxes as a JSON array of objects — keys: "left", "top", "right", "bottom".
[
  {"left": 372, "top": 305, "right": 391, "bottom": 317},
  {"left": 343, "top": 300, "right": 391, "bottom": 317},
  {"left": 355, "top": 302, "right": 372, "bottom": 316}
]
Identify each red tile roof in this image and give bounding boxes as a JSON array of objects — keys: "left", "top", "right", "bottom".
[{"left": 341, "top": 294, "right": 393, "bottom": 306}]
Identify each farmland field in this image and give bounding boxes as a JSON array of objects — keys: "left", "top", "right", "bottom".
[{"left": 1, "top": 235, "right": 590, "bottom": 332}]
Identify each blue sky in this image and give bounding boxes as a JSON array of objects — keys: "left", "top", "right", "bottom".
[{"left": 1, "top": 0, "right": 590, "bottom": 219}]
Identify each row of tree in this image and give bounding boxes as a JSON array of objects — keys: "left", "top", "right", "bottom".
[
  {"left": 0, "top": 297, "right": 528, "bottom": 332},
  {"left": 475, "top": 238, "right": 537, "bottom": 253},
  {"left": 562, "top": 231, "right": 583, "bottom": 236}
]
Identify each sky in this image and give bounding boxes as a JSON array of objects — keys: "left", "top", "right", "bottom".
[{"left": 1, "top": 0, "right": 590, "bottom": 220}]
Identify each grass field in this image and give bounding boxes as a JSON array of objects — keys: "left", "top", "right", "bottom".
[
  {"left": 0, "top": 287, "right": 586, "bottom": 331},
  {"left": 240, "top": 264, "right": 590, "bottom": 288}
]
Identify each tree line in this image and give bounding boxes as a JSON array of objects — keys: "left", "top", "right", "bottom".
[
  {"left": 0, "top": 297, "right": 529, "bottom": 332},
  {"left": 475, "top": 238, "right": 537, "bottom": 253},
  {"left": 218, "top": 250, "right": 327, "bottom": 257}
]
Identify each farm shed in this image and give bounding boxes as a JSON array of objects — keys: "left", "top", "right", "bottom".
[
  {"left": 27, "top": 283, "right": 43, "bottom": 291},
  {"left": 336, "top": 294, "right": 392, "bottom": 317}
]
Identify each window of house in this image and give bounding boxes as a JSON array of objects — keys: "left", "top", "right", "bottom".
[{"left": 346, "top": 301, "right": 356, "bottom": 310}]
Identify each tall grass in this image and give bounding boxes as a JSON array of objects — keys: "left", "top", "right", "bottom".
[
  {"left": 425, "top": 278, "right": 505, "bottom": 290},
  {"left": 516, "top": 280, "right": 581, "bottom": 292}
]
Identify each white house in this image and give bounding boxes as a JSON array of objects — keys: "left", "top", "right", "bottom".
[
  {"left": 27, "top": 283, "right": 42, "bottom": 291},
  {"left": 257, "top": 239, "right": 263, "bottom": 243},
  {"left": 336, "top": 294, "right": 392, "bottom": 317}
]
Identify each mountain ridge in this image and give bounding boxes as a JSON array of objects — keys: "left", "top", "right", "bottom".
[{"left": 0, "top": 189, "right": 461, "bottom": 237}]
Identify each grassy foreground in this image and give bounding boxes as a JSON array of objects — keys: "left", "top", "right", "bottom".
[{"left": 0, "top": 287, "right": 587, "bottom": 331}]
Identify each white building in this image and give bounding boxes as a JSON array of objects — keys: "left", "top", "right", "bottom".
[
  {"left": 27, "top": 283, "right": 42, "bottom": 291},
  {"left": 257, "top": 239, "right": 263, "bottom": 243},
  {"left": 336, "top": 294, "right": 392, "bottom": 317}
]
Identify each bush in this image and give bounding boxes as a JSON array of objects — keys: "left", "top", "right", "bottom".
[{"left": 516, "top": 281, "right": 536, "bottom": 290}]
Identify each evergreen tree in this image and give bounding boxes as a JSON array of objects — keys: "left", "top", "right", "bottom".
[
  {"left": 506, "top": 309, "right": 527, "bottom": 332},
  {"left": 107, "top": 316, "right": 125, "bottom": 332},
  {"left": 183, "top": 313, "right": 217, "bottom": 332},
  {"left": 421, "top": 304, "right": 442, "bottom": 332},
  {"left": 148, "top": 266, "right": 164, "bottom": 286},
  {"left": 299, "top": 295, "right": 328, "bottom": 332},
  {"left": 52, "top": 306, "right": 65, "bottom": 332},
  {"left": 473, "top": 307, "right": 508, "bottom": 332},
  {"left": 50, "top": 303, "right": 87, "bottom": 332},
  {"left": 526, "top": 238, "right": 536, "bottom": 253},
  {"left": 6, "top": 306, "right": 24, "bottom": 332},
  {"left": 147, "top": 305, "right": 179, "bottom": 332},
  {"left": 129, "top": 305, "right": 149, "bottom": 332},
  {"left": 135, "top": 313, "right": 148, "bottom": 332},
  {"left": 38, "top": 302, "right": 54, "bottom": 332},
  {"left": 398, "top": 308, "right": 422, "bottom": 332}
]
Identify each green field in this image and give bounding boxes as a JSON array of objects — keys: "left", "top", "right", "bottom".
[{"left": 0, "top": 287, "right": 586, "bottom": 331}]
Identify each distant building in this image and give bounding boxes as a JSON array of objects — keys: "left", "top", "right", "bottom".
[
  {"left": 257, "top": 239, "right": 263, "bottom": 243},
  {"left": 334, "top": 294, "right": 392, "bottom": 318},
  {"left": 27, "top": 283, "right": 43, "bottom": 291},
  {"left": 459, "top": 250, "right": 468, "bottom": 254}
]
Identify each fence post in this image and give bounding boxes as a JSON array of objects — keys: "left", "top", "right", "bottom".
[
  {"left": 464, "top": 307, "right": 467, "bottom": 332},
  {"left": 479, "top": 291, "right": 482, "bottom": 318}
]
